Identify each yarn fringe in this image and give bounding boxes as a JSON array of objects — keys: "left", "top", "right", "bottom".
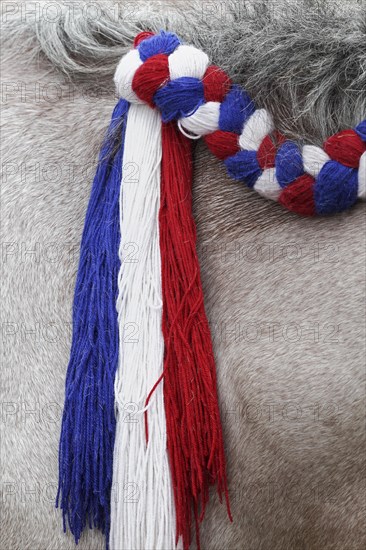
[
  {"left": 157, "top": 121, "right": 232, "bottom": 550},
  {"left": 56, "top": 99, "right": 129, "bottom": 545},
  {"left": 110, "top": 104, "right": 176, "bottom": 550}
]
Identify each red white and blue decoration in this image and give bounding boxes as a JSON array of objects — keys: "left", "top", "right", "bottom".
[{"left": 57, "top": 30, "right": 366, "bottom": 550}]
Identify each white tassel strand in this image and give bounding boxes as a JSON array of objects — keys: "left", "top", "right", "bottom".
[{"left": 110, "top": 104, "right": 176, "bottom": 550}]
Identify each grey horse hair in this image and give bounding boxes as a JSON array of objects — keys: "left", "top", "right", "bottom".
[{"left": 2, "top": 0, "right": 365, "bottom": 143}]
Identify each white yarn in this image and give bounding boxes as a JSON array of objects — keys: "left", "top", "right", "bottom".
[
  {"left": 168, "top": 44, "right": 209, "bottom": 79},
  {"left": 239, "top": 109, "right": 275, "bottom": 151},
  {"left": 179, "top": 101, "right": 220, "bottom": 136},
  {"left": 110, "top": 104, "right": 177, "bottom": 550},
  {"left": 302, "top": 145, "right": 331, "bottom": 178},
  {"left": 358, "top": 151, "right": 366, "bottom": 200},
  {"left": 114, "top": 49, "right": 144, "bottom": 104},
  {"left": 253, "top": 168, "right": 282, "bottom": 201}
]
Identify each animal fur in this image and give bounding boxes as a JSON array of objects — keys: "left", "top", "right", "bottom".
[{"left": 1, "top": 1, "right": 365, "bottom": 549}]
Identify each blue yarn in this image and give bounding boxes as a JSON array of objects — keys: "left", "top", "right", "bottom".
[
  {"left": 154, "top": 77, "right": 204, "bottom": 122},
  {"left": 355, "top": 120, "right": 366, "bottom": 143},
  {"left": 314, "top": 160, "right": 359, "bottom": 214},
  {"left": 224, "top": 149, "right": 262, "bottom": 187},
  {"left": 56, "top": 98, "right": 129, "bottom": 547},
  {"left": 219, "top": 85, "right": 255, "bottom": 134},
  {"left": 138, "top": 30, "right": 181, "bottom": 61},
  {"left": 276, "top": 141, "right": 304, "bottom": 188}
]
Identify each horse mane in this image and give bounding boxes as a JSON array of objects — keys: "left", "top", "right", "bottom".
[{"left": 2, "top": 0, "right": 365, "bottom": 142}]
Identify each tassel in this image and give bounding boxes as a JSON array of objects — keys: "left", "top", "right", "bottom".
[
  {"left": 57, "top": 29, "right": 365, "bottom": 550},
  {"left": 56, "top": 98, "right": 129, "bottom": 544}
]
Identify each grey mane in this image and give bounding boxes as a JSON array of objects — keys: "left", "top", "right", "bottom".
[{"left": 2, "top": 0, "right": 365, "bottom": 142}]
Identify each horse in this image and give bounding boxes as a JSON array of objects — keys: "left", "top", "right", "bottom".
[{"left": 1, "top": 1, "right": 365, "bottom": 548}]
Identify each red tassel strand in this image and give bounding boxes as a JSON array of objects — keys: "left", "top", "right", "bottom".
[{"left": 158, "top": 121, "right": 232, "bottom": 549}]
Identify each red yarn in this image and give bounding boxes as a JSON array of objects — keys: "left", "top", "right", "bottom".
[
  {"left": 279, "top": 174, "right": 316, "bottom": 216},
  {"left": 158, "top": 121, "right": 232, "bottom": 550},
  {"left": 205, "top": 130, "right": 240, "bottom": 160},
  {"left": 133, "top": 31, "right": 155, "bottom": 48},
  {"left": 323, "top": 129, "right": 366, "bottom": 168},
  {"left": 257, "top": 131, "right": 287, "bottom": 170},
  {"left": 203, "top": 65, "right": 232, "bottom": 103},
  {"left": 132, "top": 54, "right": 170, "bottom": 107}
]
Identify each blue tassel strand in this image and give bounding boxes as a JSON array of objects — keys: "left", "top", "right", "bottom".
[{"left": 56, "top": 99, "right": 129, "bottom": 545}]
